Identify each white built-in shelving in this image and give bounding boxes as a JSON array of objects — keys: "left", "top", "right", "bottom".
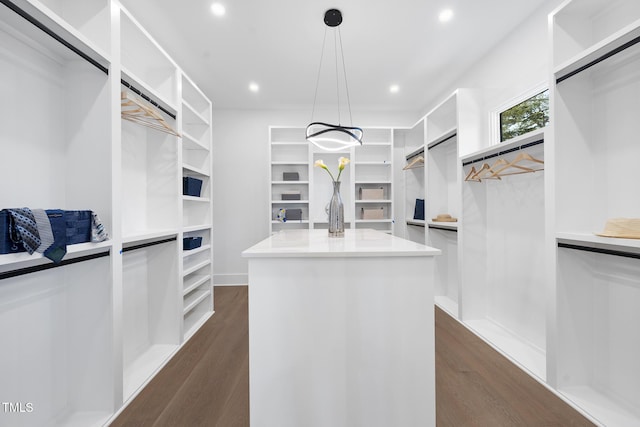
[
  {"left": 180, "top": 72, "right": 213, "bottom": 342},
  {"left": 268, "top": 127, "right": 394, "bottom": 235},
  {"left": 550, "top": 1, "right": 640, "bottom": 425},
  {"left": 0, "top": 1, "right": 214, "bottom": 425}
]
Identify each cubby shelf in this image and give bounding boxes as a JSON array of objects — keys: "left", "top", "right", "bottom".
[
  {"left": 182, "top": 244, "right": 212, "bottom": 258},
  {"left": 183, "top": 195, "right": 211, "bottom": 203},
  {"left": 183, "top": 274, "right": 211, "bottom": 295},
  {"left": 183, "top": 259, "right": 211, "bottom": 277},
  {"left": 182, "top": 100, "right": 210, "bottom": 126},
  {"left": 272, "top": 180, "right": 309, "bottom": 184},
  {"left": 183, "top": 131, "right": 209, "bottom": 150},
  {"left": 183, "top": 164, "right": 209, "bottom": 177},
  {"left": 184, "top": 289, "right": 212, "bottom": 315}
]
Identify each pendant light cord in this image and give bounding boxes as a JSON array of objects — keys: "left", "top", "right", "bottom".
[
  {"left": 310, "top": 27, "right": 328, "bottom": 123},
  {"left": 338, "top": 27, "right": 353, "bottom": 127},
  {"left": 334, "top": 30, "right": 341, "bottom": 125}
]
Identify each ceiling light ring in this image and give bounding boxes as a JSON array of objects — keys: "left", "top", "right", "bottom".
[{"left": 305, "top": 122, "right": 363, "bottom": 143}]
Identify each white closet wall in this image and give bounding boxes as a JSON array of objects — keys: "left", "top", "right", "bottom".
[{"left": 0, "top": 1, "right": 213, "bottom": 425}]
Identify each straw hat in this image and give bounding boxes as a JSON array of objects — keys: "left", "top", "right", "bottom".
[
  {"left": 595, "top": 218, "right": 640, "bottom": 239},
  {"left": 432, "top": 214, "right": 457, "bottom": 222}
]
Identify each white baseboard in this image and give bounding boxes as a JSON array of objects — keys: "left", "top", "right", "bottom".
[{"left": 213, "top": 273, "right": 248, "bottom": 286}]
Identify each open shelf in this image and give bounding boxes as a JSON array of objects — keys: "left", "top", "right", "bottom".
[
  {"left": 183, "top": 259, "right": 211, "bottom": 277},
  {"left": 119, "top": 6, "right": 177, "bottom": 106},
  {"left": 434, "top": 295, "right": 459, "bottom": 318},
  {"left": 183, "top": 131, "right": 209, "bottom": 151},
  {"left": 183, "top": 164, "right": 209, "bottom": 177},
  {"left": 552, "top": 0, "right": 640, "bottom": 79},
  {"left": 184, "top": 289, "right": 211, "bottom": 315},
  {"left": 428, "top": 221, "right": 458, "bottom": 231},
  {"left": 406, "top": 219, "right": 425, "bottom": 227},
  {"left": 182, "top": 244, "right": 212, "bottom": 258},
  {"left": 182, "top": 99, "right": 209, "bottom": 126},
  {"left": 0, "top": 240, "right": 112, "bottom": 274},
  {"left": 183, "top": 274, "right": 211, "bottom": 295}
]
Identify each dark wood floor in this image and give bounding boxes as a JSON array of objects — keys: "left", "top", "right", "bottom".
[{"left": 110, "top": 286, "right": 594, "bottom": 427}]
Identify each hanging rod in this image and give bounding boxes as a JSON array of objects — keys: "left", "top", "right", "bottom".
[
  {"left": 427, "top": 132, "right": 457, "bottom": 151},
  {"left": 558, "top": 242, "right": 640, "bottom": 260},
  {"left": 0, "top": 250, "right": 110, "bottom": 281},
  {"left": 121, "top": 79, "right": 176, "bottom": 120},
  {"left": 428, "top": 225, "right": 458, "bottom": 233},
  {"left": 122, "top": 237, "right": 176, "bottom": 253},
  {"left": 556, "top": 34, "right": 640, "bottom": 84},
  {"left": 0, "top": 0, "right": 108, "bottom": 75},
  {"left": 462, "top": 139, "right": 544, "bottom": 167}
]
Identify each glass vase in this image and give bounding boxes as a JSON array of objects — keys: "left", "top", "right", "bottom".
[{"left": 328, "top": 181, "right": 344, "bottom": 237}]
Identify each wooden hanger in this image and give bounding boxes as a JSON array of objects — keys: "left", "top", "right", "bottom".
[
  {"left": 121, "top": 91, "right": 181, "bottom": 137},
  {"left": 403, "top": 155, "right": 424, "bottom": 170},
  {"left": 471, "top": 163, "right": 502, "bottom": 181},
  {"left": 490, "top": 152, "right": 543, "bottom": 178},
  {"left": 464, "top": 166, "right": 481, "bottom": 182}
]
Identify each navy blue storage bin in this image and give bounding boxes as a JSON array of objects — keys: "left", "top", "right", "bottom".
[
  {"left": 413, "top": 199, "right": 425, "bottom": 221},
  {"left": 65, "top": 210, "right": 92, "bottom": 245},
  {"left": 183, "top": 236, "right": 203, "bottom": 250},
  {"left": 183, "top": 177, "right": 203, "bottom": 197}
]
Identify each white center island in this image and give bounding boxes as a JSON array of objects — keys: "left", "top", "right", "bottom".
[{"left": 242, "top": 229, "right": 441, "bottom": 427}]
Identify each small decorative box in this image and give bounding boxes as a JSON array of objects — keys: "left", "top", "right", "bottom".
[
  {"left": 183, "top": 177, "right": 203, "bottom": 197},
  {"left": 183, "top": 236, "right": 203, "bottom": 250},
  {"left": 359, "top": 187, "right": 384, "bottom": 200},
  {"left": 283, "top": 172, "right": 299, "bottom": 181},
  {"left": 281, "top": 191, "right": 301, "bottom": 200},
  {"left": 361, "top": 207, "right": 384, "bottom": 220},
  {"left": 286, "top": 208, "right": 303, "bottom": 221}
]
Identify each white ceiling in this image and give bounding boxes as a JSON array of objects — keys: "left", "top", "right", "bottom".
[{"left": 119, "top": 0, "right": 549, "bottom": 113}]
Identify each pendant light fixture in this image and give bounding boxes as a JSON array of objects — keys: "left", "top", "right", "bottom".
[{"left": 306, "top": 9, "right": 363, "bottom": 151}]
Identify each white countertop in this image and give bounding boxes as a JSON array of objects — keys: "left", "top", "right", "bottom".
[{"left": 242, "top": 229, "right": 441, "bottom": 258}]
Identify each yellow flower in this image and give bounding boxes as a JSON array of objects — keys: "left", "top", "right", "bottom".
[
  {"left": 338, "top": 157, "right": 350, "bottom": 171},
  {"left": 314, "top": 159, "right": 328, "bottom": 170},
  {"left": 315, "top": 157, "right": 350, "bottom": 182}
]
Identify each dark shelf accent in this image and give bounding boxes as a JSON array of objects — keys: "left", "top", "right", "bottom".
[
  {"left": 462, "top": 139, "right": 544, "bottom": 167},
  {"left": 428, "top": 133, "right": 457, "bottom": 151},
  {"left": 0, "top": 0, "right": 108, "bottom": 75},
  {"left": 428, "top": 225, "right": 458, "bottom": 233},
  {"left": 0, "top": 249, "right": 110, "bottom": 281},
  {"left": 558, "top": 242, "right": 640, "bottom": 260},
  {"left": 122, "top": 236, "right": 177, "bottom": 253}
]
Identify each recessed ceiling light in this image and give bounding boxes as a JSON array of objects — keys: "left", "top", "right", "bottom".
[
  {"left": 249, "top": 82, "right": 259, "bottom": 92},
  {"left": 389, "top": 85, "right": 400, "bottom": 94},
  {"left": 439, "top": 9, "right": 453, "bottom": 22},
  {"left": 210, "top": 2, "right": 226, "bottom": 16}
]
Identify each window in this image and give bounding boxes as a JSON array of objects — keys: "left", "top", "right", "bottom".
[{"left": 499, "top": 90, "right": 549, "bottom": 141}]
